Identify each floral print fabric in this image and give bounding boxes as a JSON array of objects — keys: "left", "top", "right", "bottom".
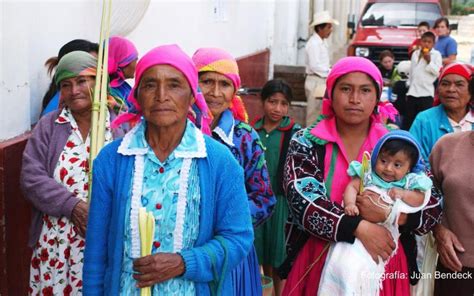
[{"left": 29, "top": 107, "right": 112, "bottom": 296}]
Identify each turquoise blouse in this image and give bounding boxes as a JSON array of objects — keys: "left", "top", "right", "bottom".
[{"left": 120, "top": 121, "right": 202, "bottom": 295}]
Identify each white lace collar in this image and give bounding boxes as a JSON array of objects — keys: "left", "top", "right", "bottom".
[
  {"left": 118, "top": 120, "right": 207, "bottom": 158},
  {"left": 212, "top": 109, "right": 235, "bottom": 147}
]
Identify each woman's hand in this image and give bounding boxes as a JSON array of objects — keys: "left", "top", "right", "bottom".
[
  {"left": 71, "top": 200, "right": 89, "bottom": 237},
  {"left": 356, "top": 190, "right": 390, "bottom": 223},
  {"left": 354, "top": 220, "right": 395, "bottom": 264},
  {"left": 434, "top": 224, "right": 464, "bottom": 272},
  {"left": 133, "top": 253, "right": 185, "bottom": 288}
]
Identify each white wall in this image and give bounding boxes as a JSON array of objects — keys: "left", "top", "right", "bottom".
[
  {"left": 296, "top": 0, "right": 311, "bottom": 65},
  {"left": 271, "top": 1, "right": 300, "bottom": 65},
  {"left": 1, "top": 0, "right": 103, "bottom": 141},
  {"left": 0, "top": 0, "right": 277, "bottom": 141},
  {"left": 128, "top": 1, "right": 273, "bottom": 58}
]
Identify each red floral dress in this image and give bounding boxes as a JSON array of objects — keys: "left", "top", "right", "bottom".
[{"left": 29, "top": 108, "right": 112, "bottom": 296}]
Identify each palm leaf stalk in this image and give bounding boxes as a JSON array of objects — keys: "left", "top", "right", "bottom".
[
  {"left": 95, "top": 0, "right": 113, "bottom": 154},
  {"left": 88, "top": 0, "right": 112, "bottom": 202},
  {"left": 359, "top": 151, "right": 370, "bottom": 194},
  {"left": 139, "top": 208, "right": 155, "bottom": 296}
]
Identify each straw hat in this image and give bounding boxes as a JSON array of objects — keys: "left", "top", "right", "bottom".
[{"left": 309, "top": 11, "right": 339, "bottom": 27}]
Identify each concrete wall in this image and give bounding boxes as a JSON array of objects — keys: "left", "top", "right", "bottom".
[
  {"left": 271, "top": 1, "right": 300, "bottom": 66},
  {"left": 0, "top": 0, "right": 280, "bottom": 141},
  {"left": 1, "top": 1, "right": 36, "bottom": 141}
]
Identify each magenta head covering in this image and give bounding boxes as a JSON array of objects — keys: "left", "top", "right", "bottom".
[
  {"left": 326, "top": 56, "right": 383, "bottom": 101},
  {"left": 111, "top": 44, "right": 211, "bottom": 134},
  {"left": 108, "top": 36, "right": 138, "bottom": 88},
  {"left": 192, "top": 47, "right": 249, "bottom": 123},
  {"left": 320, "top": 56, "right": 397, "bottom": 122}
]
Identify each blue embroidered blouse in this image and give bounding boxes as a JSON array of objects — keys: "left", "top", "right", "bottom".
[
  {"left": 212, "top": 109, "right": 276, "bottom": 227},
  {"left": 120, "top": 121, "right": 202, "bottom": 295}
]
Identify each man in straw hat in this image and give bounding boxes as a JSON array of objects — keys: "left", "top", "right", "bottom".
[{"left": 305, "top": 10, "right": 339, "bottom": 126}]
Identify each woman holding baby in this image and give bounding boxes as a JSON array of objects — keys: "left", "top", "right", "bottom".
[{"left": 282, "top": 57, "right": 442, "bottom": 295}]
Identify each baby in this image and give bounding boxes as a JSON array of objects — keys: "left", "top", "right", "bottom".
[
  {"left": 344, "top": 135, "right": 428, "bottom": 217},
  {"left": 318, "top": 130, "right": 432, "bottom": 296}
]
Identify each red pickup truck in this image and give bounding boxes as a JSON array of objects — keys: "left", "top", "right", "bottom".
[{"left": 347, "top": 0, "right": 443, "bottom": 64}]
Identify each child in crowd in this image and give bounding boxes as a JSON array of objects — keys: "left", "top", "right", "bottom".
[
  {"left": 404, "top": 31, "right": 442, "bottom": 130},
  {"left": 378, "top": 50, "right": 400, "bottom": 87},
  {"left": 252, "top": 79, "right": 301, "bottom": 296},
  {"left": 392, "top": 61, "right": 411, "bottom": 127},
  {"left": 409, "top": 21, "right": 430, "bottom": 58},
  {"left": 343, "top": 132, "right": 430, "bottom": 216},
  {"left": 378, "top": 50, "right": 401, "bottom": 126},
  {"left": 318, "top": 131, "right": 432, "bottom": 296}
]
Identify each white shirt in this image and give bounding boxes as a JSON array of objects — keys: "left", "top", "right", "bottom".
[
  {"left": 448, "top": 111, "right": 474, "bottom": 132},
  {"left": 407, "top": 48, "right": 442, "bottom": 97},
  {"left": 305, "top": 33, "right": 330, "bottom": 78}
]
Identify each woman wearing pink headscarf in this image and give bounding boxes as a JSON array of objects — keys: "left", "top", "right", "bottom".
[
  {"left": 84, "top": 44, "right": 253, "bottom": 295},
  {"left": 192, "top": 47, "right": 276, "bottom": 296},
  {"left": 281, "top": 57, "right": 443, "bottom": 295},
  {"left": 108, "top": 36, "right": 138, "bottom": 105}
]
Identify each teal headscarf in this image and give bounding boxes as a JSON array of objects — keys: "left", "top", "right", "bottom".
[{"left": 54, "top": 51, "right": 97, "bottom": 86}]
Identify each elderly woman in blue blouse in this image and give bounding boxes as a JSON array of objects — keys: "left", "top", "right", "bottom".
[
  {"left": 83, "top": 44, "right": 254, "bottom": 295},
  {"left": 192, "top": 47, "right": 276, "bottom": 296}
]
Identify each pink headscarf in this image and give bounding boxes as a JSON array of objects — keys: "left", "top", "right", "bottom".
[
  {"left": 192, "top": 47, "right": 249, "bottom": 123},
  {"left": 321, "top": 56, "right": 397, "bottom": 122},
  {"left": 111, "top": 44, "right": 211, "bottom": 135},
  {"left": 108, "top": 36, "right": 138, "bottom": 88}
]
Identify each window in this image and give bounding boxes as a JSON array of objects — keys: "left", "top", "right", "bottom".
[{"left": 361, "top": 3, "right": 441, "bottom": 27}]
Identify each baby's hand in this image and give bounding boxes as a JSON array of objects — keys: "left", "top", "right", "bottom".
[
  {"left": 344, "top": 204, "right": 360, "bottom": 216},
  {"left": 388, "top": 188, "right": 404, "bottom": 201}
]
